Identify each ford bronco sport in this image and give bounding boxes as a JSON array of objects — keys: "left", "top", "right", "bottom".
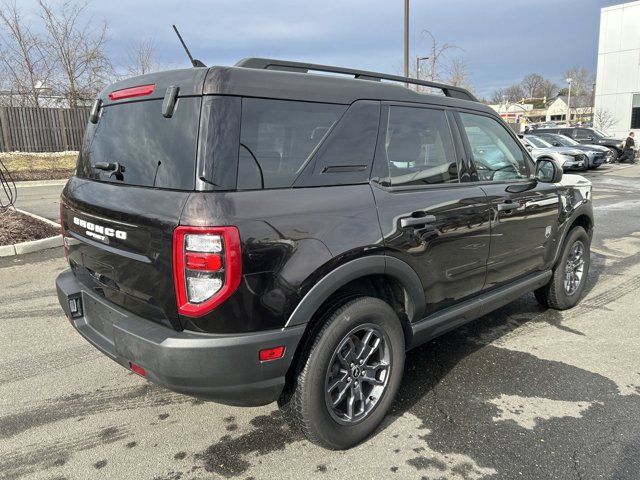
[{"left": 56, "top": 58, "right": 594, "bottom": 449}]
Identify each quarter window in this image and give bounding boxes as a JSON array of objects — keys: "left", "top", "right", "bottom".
[
  {"left": 459, "top": 113, "right": 529, "bottom": 181},
  {"left": 382, "top": 106, "right": 458, "bottom": 186},
  {"left": 238, "top": 99, "right": 345, "bottom": 189}
]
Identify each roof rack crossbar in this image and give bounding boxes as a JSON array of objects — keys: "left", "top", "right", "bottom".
[{"left": 234, "top": 57, "right": 478, "bottom": 102}]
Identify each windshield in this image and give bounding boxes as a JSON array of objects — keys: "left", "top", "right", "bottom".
[
  {"left": 592, "top": 128, "right": 609, "bottom": 137},
  {"left": 541, "top": 134, "right": 578, "bottom": 146},
  {"left": 525, "top": 135, "right": 553, "bottom": 148}
]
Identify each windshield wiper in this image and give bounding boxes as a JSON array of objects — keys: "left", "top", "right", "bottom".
[{"left": 93, "top": 162, "right": 126, "bottom": 181}]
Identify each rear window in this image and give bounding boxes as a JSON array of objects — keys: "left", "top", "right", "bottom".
[
  {"left": 76, "top": 97, "right": 201, "bottom": 190},
  {"left": 237, "top": 99, "right": 345, "bottom": 189}
]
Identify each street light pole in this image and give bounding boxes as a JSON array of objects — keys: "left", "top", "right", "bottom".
[
  {"left": 416, "top": 56, "right": 429, "bottom": 91},
  {"left": 566, "top": 77, "right": 573, "bottom": 125},
  {"left": 404, "top": 0, "right": 409, "bottom": 81}
]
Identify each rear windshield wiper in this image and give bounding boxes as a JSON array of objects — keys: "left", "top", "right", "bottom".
[{"left": 93, "top": 162, "right": 126, "bottom": 181}]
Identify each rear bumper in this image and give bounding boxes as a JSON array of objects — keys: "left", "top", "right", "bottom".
[{"left": 56, "top": 269, "right": 305, "bottom": 406}]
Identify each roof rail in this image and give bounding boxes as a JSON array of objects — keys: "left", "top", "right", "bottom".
[{"left": 234, "top": 57, "right": 478, "bottom": 102}]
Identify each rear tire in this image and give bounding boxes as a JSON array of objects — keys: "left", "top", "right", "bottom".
[
  {"left": 535, "top": 226, "right": 590, "bottom": 310},
  {"left": 279, "top": 297, "right": 405, "bottom": 449}
]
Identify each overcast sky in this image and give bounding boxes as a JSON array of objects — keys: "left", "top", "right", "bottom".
[{"left": 22, "top": 0, "right": 623, "bottom": 97}]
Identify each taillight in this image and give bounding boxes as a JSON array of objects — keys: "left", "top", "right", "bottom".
[
  {"left": 59, "top": 200, "right": 68, "bottom": 259},
  {"left": 108, "top": 83, "right": 156, "bottom": 101},
  {"left": 173, "top": 226, "right": 242, "bottom": 317}
]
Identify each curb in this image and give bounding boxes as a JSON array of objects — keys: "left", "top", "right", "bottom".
[
  {"left": 0, "top": 235, "right": 62, "bottom": 257},
  {"left": 14, "top": 208, "right": 60, "bottom": 227},
  {"left": 0, "top": 209, "right": 62, "bottom": 258},
  {"left": 14, "top": 179, "right": 68, "bottom": 188}
]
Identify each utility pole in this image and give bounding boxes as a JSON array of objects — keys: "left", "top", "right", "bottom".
[
  {"left": 566, "top": 77, "right": 573, "bottom": 125},
  {"left": 404, "top": 0, "right": 409, "bottom": 82}
]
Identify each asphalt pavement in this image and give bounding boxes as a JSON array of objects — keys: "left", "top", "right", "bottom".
[
  {"left": 2, "top": 164, "right": 640, "bottom": 480},
  {"left": 13, "top": 181, "right": 66, "bottom": 222}
]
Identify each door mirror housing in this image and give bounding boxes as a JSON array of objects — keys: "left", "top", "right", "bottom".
[{"left": 536, "top": 158, "right": 562, "bottom": 183}]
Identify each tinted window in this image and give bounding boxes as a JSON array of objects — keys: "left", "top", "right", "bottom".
[
  {"left": 305, "top": 100, "right": 380, "bottom": 186},
  {"left": 77, "top": 97, "right": 201, "bottom": 190},
  {"left": 459, "top": 113, "right": 529, "bottom": 181},
  {"left": 575, "top": 128, "right": 595, "bottom": 140},
  {"left": 383, "top": 106, "right": 458, "bottom": 186},
  {"left": 631, "top": 94, "right": 640, "bottom": 129},
  {"left": 238, "top": 99, "right": 345, "bottom": 189}
]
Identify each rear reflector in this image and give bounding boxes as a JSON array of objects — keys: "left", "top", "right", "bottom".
[
  {"left": 185, "top": 252, "right": 222, "bottom": 271},
  {"left": 129, "top": 362, "right": 147, "bottom": 377},
  {"left": 259, "top": 346, "right": 286, "bottom": 362},
  {"left": 109, "top": 84, "right": 156, "bottom": 101}
]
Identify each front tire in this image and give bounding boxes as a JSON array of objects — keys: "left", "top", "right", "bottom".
[
  {"left": 279, "top": 297, "right": 405, "bottom": 449},
  {"left": 535, "top": 226, "right": 590, "bottom": 310}
]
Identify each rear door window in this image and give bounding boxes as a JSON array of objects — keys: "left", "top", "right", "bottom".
[
  {"left": 77, "top": 97, "right": 201, "bottom": 190},
  {"left": 381, "top": 106, "right": 459, "bottom": 186},
  {"left": 237, "top": 99, "right": 345, "bottom": 189}
]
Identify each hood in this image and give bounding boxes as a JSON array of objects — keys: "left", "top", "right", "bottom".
[{"left": 545, "top": 146, "right": 585, "bottom": 156}]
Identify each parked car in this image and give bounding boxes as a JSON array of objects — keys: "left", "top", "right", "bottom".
[
  {"left": 56, "top": 58, "right": 594, "bottom": 449},
  {"left": 520, "top": 135, "right": 588, "bottom": 171},
  {"left": 532, "top": 132, "right": 612, "bottom": 167},
  {"left": 539, "top": 127, "right": 626, "bottom": 161}
]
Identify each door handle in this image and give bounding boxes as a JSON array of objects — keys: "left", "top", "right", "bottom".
[
  {"left": 497, "top": 202, "right": 518, "bottom": 212},
  {"left": 400, "top": 215, "right": 436, "bottom": 228}
]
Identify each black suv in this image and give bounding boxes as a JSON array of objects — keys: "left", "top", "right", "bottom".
[
  {"left": 56, "top": 58, "right": 594, "bottom": 449},
  {"left": 537, "top": 126, "right": 625, "bottom": 160}
]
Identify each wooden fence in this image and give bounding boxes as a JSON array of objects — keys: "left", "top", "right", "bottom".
[{"left": 0, "top": 106, "right": 89, "bottom": 153}]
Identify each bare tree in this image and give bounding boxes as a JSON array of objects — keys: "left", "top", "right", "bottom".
[
  {"left": 445, "top": 56, "right": 473, "bottom": 90},
  {"left": 38, "top": 0, "right": 112, "bottom": 107},
  {"left": 593, "top": 108, "right": 618, "bottom": 132},
  {"left": 0, "top": 1, "right": 51, "bottom": 107},
  {"left": 124, "top": 38, "right": 160, "bottom": 77},
  {"left": 538, "top": 79, "right": 559, "bottom": 104},
  {"left": 520, "top": 73, "right": 544, "bottom": 100},
  {"left": 489, "top": 88, "right": 506, "bottom": 104},
  {"left": 504, "top": 84, "right": 525, "bottom": 103},
  {"left": 420, "top": 30, "right": 462, "bottom": 83}
]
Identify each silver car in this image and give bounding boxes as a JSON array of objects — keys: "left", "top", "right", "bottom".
[
  {"left": 520, "top": 135, "right": 588, "bottom": 171},
  {"left": 529, "top": 132, "right": 612, "bottom": 168}
]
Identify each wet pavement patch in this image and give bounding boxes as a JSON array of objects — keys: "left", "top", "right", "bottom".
[{"left": 194, "top": 411, "right": 303, "bottom": 477}]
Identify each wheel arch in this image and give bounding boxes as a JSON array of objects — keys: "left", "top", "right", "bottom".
[{"left": 280, "top": 255, "right": 424, "bottom": 401}]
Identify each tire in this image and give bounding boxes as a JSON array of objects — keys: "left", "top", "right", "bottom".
[
  {"left": 535, "top": 226, "right": 590, "bottom": 310},
  {"left": 581, "top": 158, "right": 589, "bottom": 172},
  {"left": 279, "top": 297, "right": 405, "bottom": 449},
  {"left": 608, "top": 148, "right": 619, "bottom": 163}
]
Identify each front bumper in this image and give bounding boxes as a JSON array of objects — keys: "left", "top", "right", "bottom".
[
  {"left": 561, "top": 159, "right": 585, "bottom": 170},
  {"left": 56, "top": 269, "right": 305, "bottom": 406}
]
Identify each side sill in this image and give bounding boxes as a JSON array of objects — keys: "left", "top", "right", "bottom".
[{"left": 408, "top": 270, "right": 552, "bottom": 349}]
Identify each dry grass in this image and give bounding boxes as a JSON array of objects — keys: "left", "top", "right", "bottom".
[
  {"left": 0, "top": 209, "right": 60, "bottom": 246},
  {"left": 0, "top": 151, "right": 77, "bottom": 181}
]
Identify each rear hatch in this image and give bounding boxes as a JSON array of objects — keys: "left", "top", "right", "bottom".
[{"left": 60, "top": 69, "right": 207, "bottom": 330}]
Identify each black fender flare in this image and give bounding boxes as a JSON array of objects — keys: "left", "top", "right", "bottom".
[
  {"left": 283, "top": 255, "right": 426, "bottom": 328},
  {"left": 552, "top": 203, "right": 594, "bottom": 265}
]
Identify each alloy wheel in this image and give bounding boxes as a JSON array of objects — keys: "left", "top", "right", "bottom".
[{"left": 324, "top": 324, "right": 391, "bottom": 424}]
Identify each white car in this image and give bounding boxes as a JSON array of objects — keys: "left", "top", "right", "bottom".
[{"left": 520, "top": 135, "right": 587, "bottom": 171}]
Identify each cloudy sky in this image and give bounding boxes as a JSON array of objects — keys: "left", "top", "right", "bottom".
[{"left": 20, "top": 0, "right": 623, "bottom": 97}]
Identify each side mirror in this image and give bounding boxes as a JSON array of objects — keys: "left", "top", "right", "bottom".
[
  {"left": 525, "top": 145, "right": 533, "bottom": 152},
  {"left": 536, "top": 158, "right": 562, "bottom": 183}
]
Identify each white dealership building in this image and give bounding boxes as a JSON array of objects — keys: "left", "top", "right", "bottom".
[{"left": 594, "top": 0, "right": 640, "bottom": 138}]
